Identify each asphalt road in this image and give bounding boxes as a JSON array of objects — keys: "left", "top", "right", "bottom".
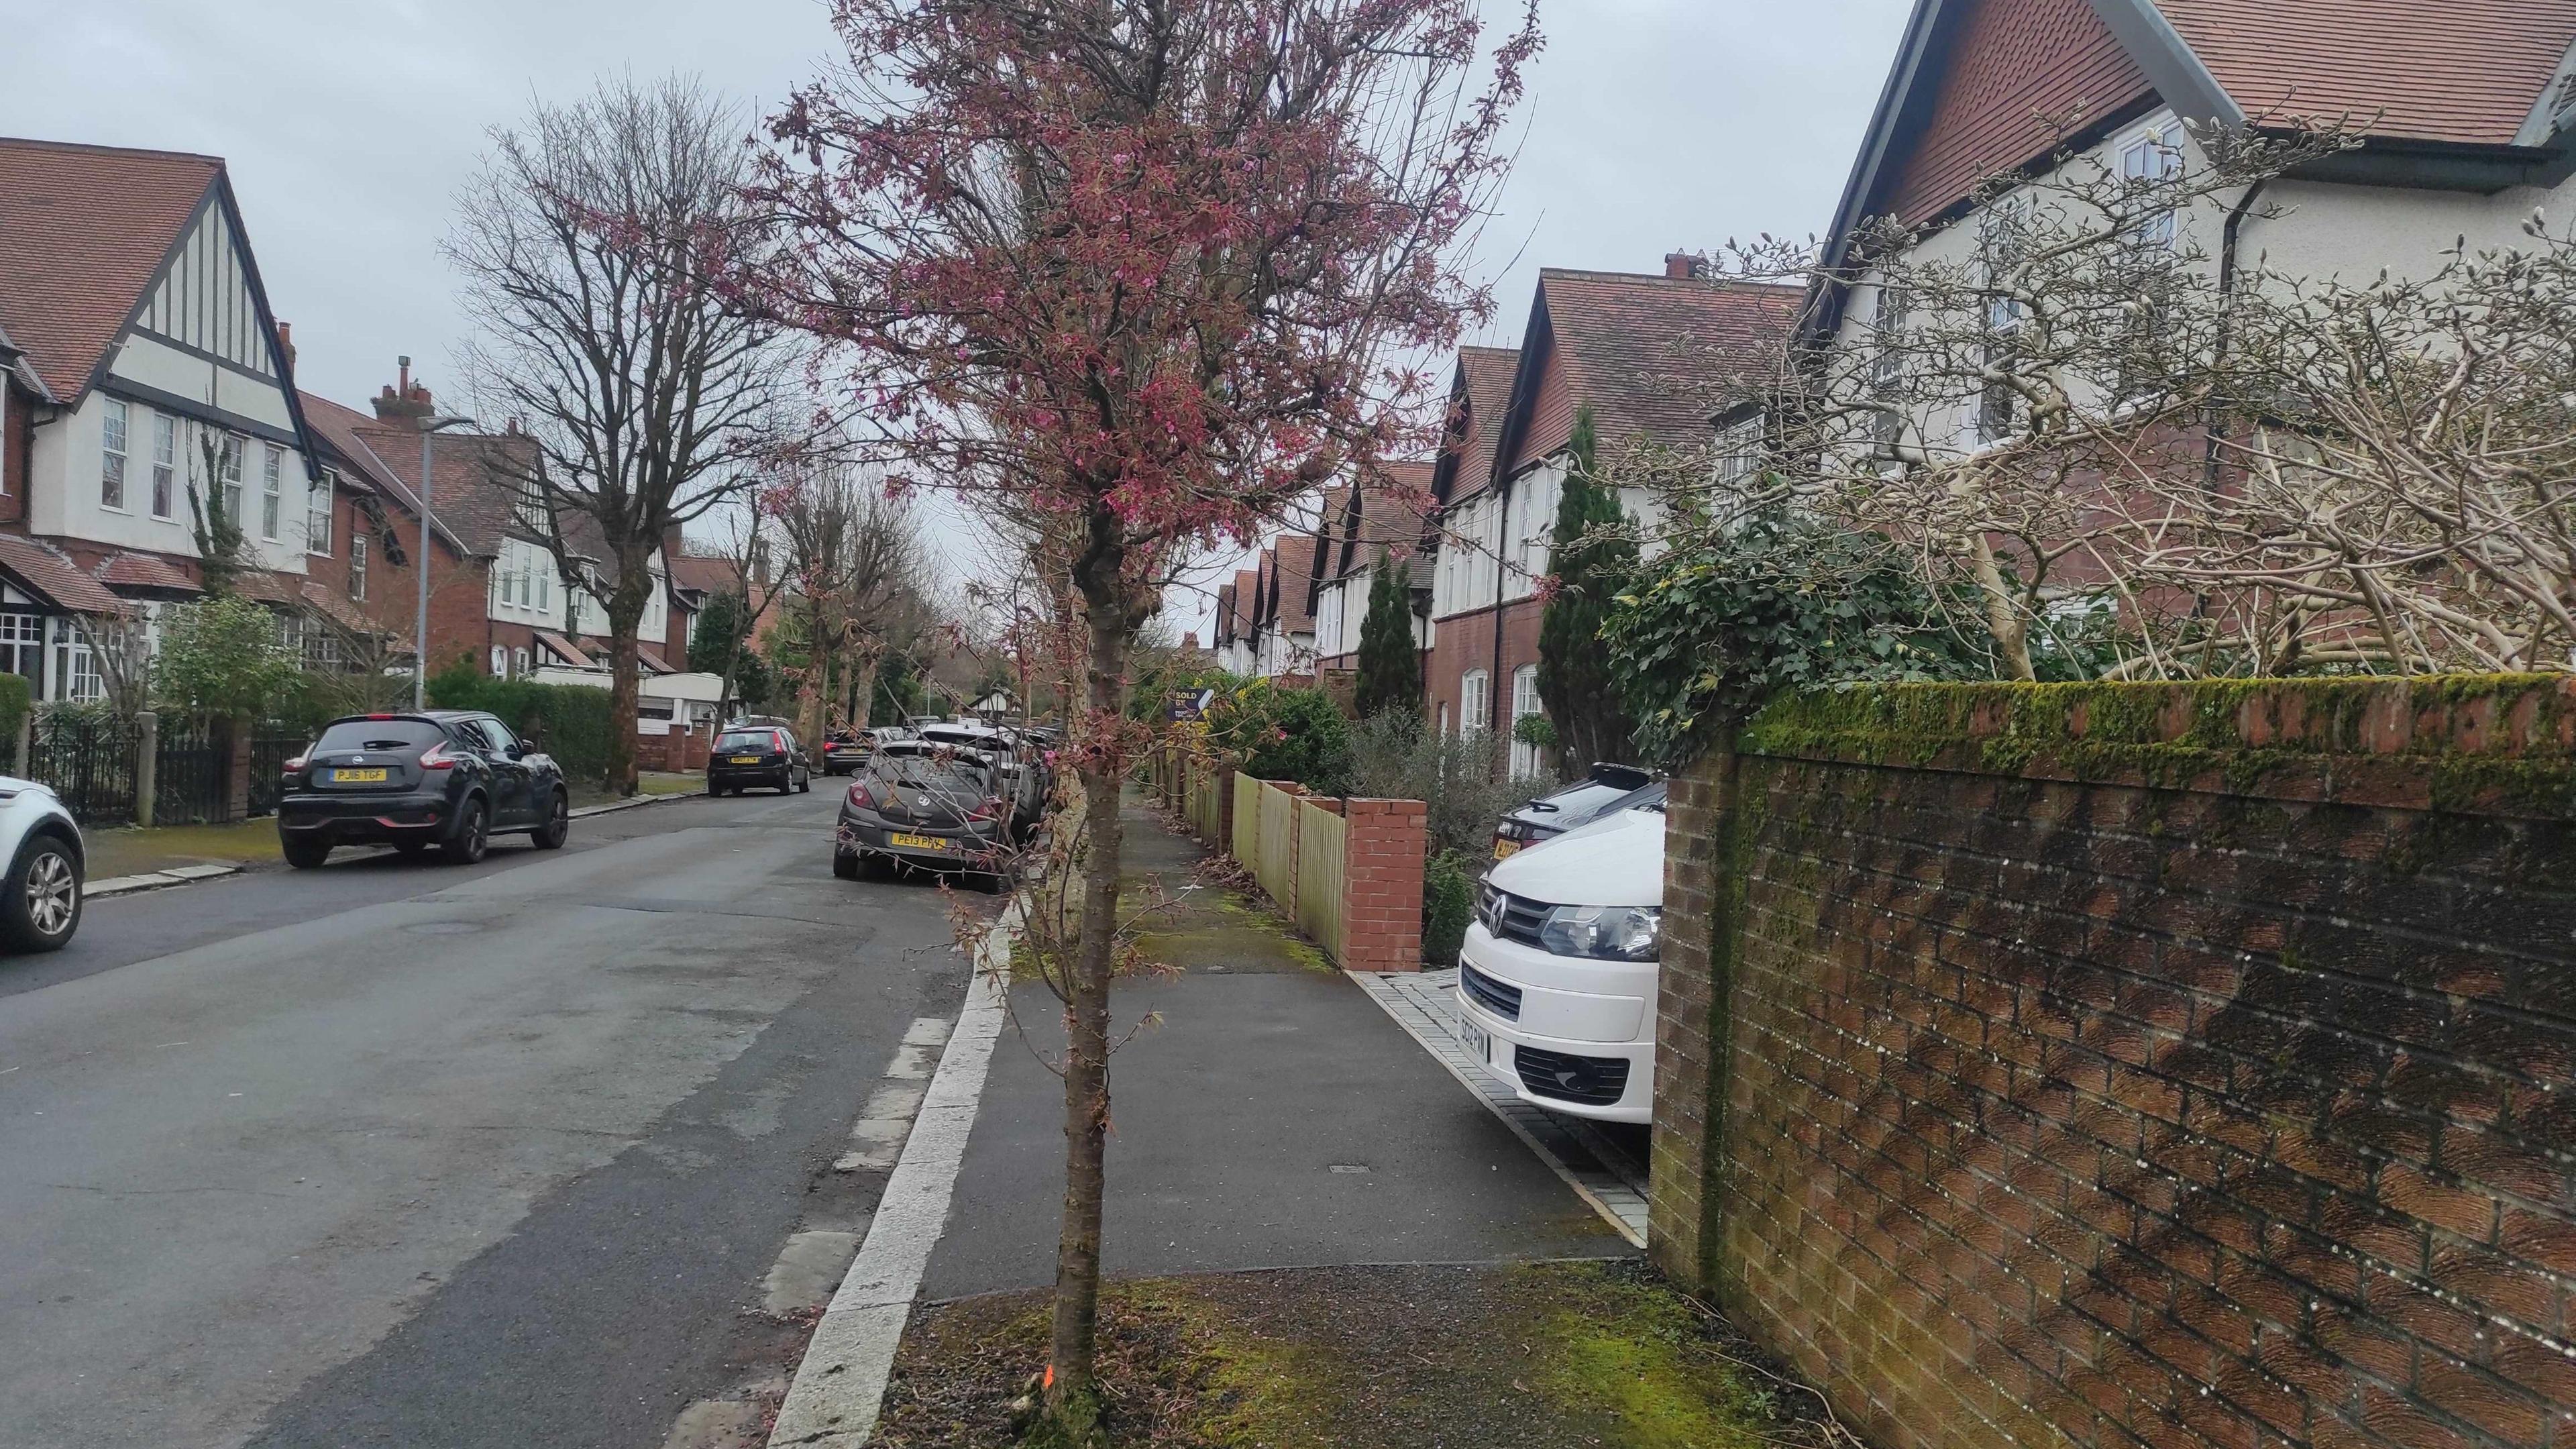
[{"left": 0, "top": 788, "right": 969, "bottom": 1449}]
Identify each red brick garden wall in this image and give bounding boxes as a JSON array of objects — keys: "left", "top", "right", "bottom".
[{"left": 1652, "top": 678, "right": 2576, "bottom": 1449}]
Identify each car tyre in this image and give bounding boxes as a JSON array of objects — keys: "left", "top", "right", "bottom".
[
  {"left": 833, "top": 849, "right": 861, "bottom": 881},
  {"left": 533, "top": 790, "right": 571, "bottom": 850},
  {"left": 282, "top": 837, "right": 332, "bottom": 870},
  {"left": 442, "top": 798, "right": 490, "bottom": 864},
  {"left": 1, "top": 835, "right": 81, "bottom": 951},
  {"left": 705, "top": 778, "right": 721, "bottom": 796},
  {"left": 798, "top": 773, "right": 812, "bottom": 794}
]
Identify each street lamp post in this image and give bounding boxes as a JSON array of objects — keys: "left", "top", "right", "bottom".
[{"left": 413, "top": 414, "right": 477, "bottom": 709}]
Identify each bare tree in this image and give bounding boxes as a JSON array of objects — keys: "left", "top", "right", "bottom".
[
  {"left": 449, "top": 74, "right": 788, "bottom": 793},
  {"left": 769, "top": 464, "right": 932, "bottom": 738}
]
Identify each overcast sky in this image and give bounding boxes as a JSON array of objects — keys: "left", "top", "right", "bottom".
[{"left": 3, "top": 0, "right": 1910, "bottom": 635}]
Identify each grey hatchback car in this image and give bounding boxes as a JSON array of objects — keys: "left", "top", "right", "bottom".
[{"left": 833, "top": 742, "right": 1010, "bottom": 890}]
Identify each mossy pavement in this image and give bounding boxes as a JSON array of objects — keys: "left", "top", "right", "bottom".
[{"left": 875, "top": 1262, "right": 1837, "bottom": 1449}]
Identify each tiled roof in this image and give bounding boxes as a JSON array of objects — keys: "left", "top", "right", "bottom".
[
  {"left": 351, "top": 421, "right": 552, "bottom": 560},
  {"left": 1446, "top": 345, "right": 1520, "bottom": 503},
  {"left": 2155, "top": 0, "right": 2576, "bottom": 148},
  {"left": 296, "top": 392, "right": 398, "bottom": 498},
  {"left": 1225, "top": 568, "right": 1257, "bottom": 643},
  {"left": 1533, "top": 270, "right": 1804, "bottom": 458},
  {"left": 1212, "top": 582, "right": 1238, "bottom": 645},
  {"left": 1324, "top": 461, "right": 1437, "bottom": 584},
  {"left": 1269, "top": 534, "right": 1322, "bottom": 634},
  {"left": 0, "top": 138, "right": 222, "bottom": 402},
  {"left": 293, "top": 578, "right": 374, "bottom": 635},
  {"left": 97, "top": 552, "right": 201, "bottom": 594},
  {"left": 536, "top": 631, "right": 591, "bottom": 666},
  {"left": 669, "top": 552, "right": 745, "bottom": 598},
  {"left": 0, "top": 534, "right": 123, "bottom": 614}
]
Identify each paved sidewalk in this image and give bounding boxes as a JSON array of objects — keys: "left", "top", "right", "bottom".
[{"left": 921, "top": 795, "right": 1626, "bottom": 1299}]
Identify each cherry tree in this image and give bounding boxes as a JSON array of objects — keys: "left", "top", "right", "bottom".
[{"left": 745, "top": 0, "right": 1538, "bottom": 1432}]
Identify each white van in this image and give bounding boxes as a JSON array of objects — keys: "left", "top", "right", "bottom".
[{"left": 1454, "top": 786, "right": 1664, "bottom": 1122}]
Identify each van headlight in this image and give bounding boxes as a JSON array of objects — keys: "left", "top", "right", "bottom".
[{"left": 1538, "top": 905, "right": 1661, "bottom": 961}]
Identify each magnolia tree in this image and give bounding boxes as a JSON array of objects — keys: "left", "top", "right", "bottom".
[
  {"left": 745, "top": 0, "right": 1538, "bottom": 1432},
  {"left": 1629, "top": 113, "right": 2576, "bottom": 684}
]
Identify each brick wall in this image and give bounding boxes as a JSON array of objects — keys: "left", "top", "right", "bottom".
[
  {"left": 1339, "top": 798, "right": 1427, "bottom": 971},
  {"left": 1653, "top": 677, "right": 2576, "bottom": 1449}
]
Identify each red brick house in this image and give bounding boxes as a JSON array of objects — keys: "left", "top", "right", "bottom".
[
  {"left": 1424, "top": 267, "right": 1799, "bottom": 776},
  {"left": 1307, "top": 460, "right": 1436, "bottom": 676}
]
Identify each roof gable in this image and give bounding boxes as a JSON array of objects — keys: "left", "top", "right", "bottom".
[
  {"left": 1881, "top": 0, "right": 2154, "bottom": 227},
  {"left": 1493, "top": 270, "right": 1805, "bottom": 478},
  {"left": 0, "top": 138, "right": 223, "bottom": 403},
  {"left": 1430, "top": 345, "right": 1519, "bottom": 506}
]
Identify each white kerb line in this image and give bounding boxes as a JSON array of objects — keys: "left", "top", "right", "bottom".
[{"left": 767, "top": 904, "right": 1016, "bottom": 1448}]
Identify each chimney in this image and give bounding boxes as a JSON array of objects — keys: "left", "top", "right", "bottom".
[
  {"left": 275, "top": 320, "right": 297, "bottom": 372},
  {"left": 372, "top": 355, "right": 435, "bottom": 424},
  {"left": 1183, "top": 631, "right": 1201, "bottom": 651},
  {"left": 1664, "top": 250, "right": 1705, "bottom": 280}
]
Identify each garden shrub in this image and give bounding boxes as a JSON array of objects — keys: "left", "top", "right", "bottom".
[
  {"left": 1205, "top": 679, "right": 1351, "bottom": 792},
  {"left": 0, "top": 672, "right": 32, "bottom": 746},
  {"left": 1342, "top": 711, "right": 1546, "bottom": 859},
  {"left": 1423, "top": 849, "right": 1475, "bottom": 969}
]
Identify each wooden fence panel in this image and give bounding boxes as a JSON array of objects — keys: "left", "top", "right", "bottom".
[
  {"left": 1254, "top": 783, "right": 1298, "bottom": 904},
  {"left": 1293, "top": 799, "right": 1346, "bottom": 962},
  {"left": 1230, "top": 771, "right": 1260, "bottom": 866}
]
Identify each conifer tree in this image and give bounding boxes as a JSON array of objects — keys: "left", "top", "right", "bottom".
[{"left": 1535, "top": 405, "right": 1637, "bottom": 771}]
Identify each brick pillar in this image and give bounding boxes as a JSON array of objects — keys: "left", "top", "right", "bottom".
[
  {"left": 1647, "top": 745, "right": 1739, "bottom": 1292},
  {"left": 223, "top": 717, "right": 252, "bottom": 822},
  {"left": 1336, "top": 798, "right": 1425, "bottom": 972}
]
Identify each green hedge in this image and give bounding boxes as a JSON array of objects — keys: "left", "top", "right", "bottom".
[
  {"left": 0, "top": 673, "right": 31, "bottom": 749},
  {"left": 425, "top": 667, "right": 616, "bottom": 784}
]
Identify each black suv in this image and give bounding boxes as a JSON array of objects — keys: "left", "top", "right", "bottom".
[{"left": 277, "top": 710, "right": 570, "bottom": 869}]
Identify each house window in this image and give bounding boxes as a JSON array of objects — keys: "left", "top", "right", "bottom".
[
  {"left": 2119, "top": 119, "right": 2184, "bottom": 249},
  {"left": 1438, "top": 701, "right": 1451, "bottom": 737},
  {"left": 50, "top": 619, "right": 100, "bottom": 703},
  {"left": 308, "top": 474, "right": 333, "bottom": 555},
  {"left": 261, "top": 446, "right": 284, "bottom": 540},
  {"left": 1714, "top": 416, "right": 1762, "bottom": 488},
  {"left": 1870, "top": 284, "right": 1911, "bottom": 455},
  {"left": 219, "top": 435, "right": 246, "bottom": 523},
  {"left": 1509, "top": 664, "right": 1543, "bottom": 777},
  {"left": 513, "top": 647, "right": 531, "bottom": 677},
  {"left": 1460, "top": 668, "right": 1490, "bottom": 735},
  {"left": 535, "top": 557, "right": 551, "bottom": 612},
  {"left": 0, "top": 613, "right": 42, "bottom": 684},
  {"left": 490, "top": 645, "right": 508, "bottom": 677},
  {"left": 350, "top": 529, "right": 368, "bottom": 600},
  {"left": 151, "top": 414, "right": 177, "bottom": 519},
  {"left": 101, "top": 399, "right": 129, "bottom": 510},
  {"left": 1976, "top": 201, "right": 2030, "bottom": 446}
]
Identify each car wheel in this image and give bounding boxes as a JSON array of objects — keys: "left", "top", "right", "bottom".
[
  {"left": 282, "top": 837, "right": 332, "bottom": 870},
  {"left": 705, "top": 777, "right": 720, "bottom": 796},
  {"left": 442, "top": 798, "right": 490, "bottom": 864},
  {"left": 1, "top": 835, "right": 81, "bottom": 951},
  {"left": 798, "top": 772, "right": 812, "bottom": 794},
  {"left": 833, "top": 849, "right": 861, "bottom": 881},
  {"left": 533, "top": 790, "right": 570, "bottom": 850}
]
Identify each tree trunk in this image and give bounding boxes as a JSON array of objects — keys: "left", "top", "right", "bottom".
[
  {"left": 1046, "top": 535, "right": 1130, "bottom": 1432},
  {"left": 604, "top": 568, "right": 650, "bottom": 796},
  {"left": 851, "top": 652, "right": 880, "bottom": 731}
]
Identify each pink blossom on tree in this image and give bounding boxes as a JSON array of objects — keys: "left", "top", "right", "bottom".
[{"left": 745, "top": 1, "right": 1538, "bottom": 1432}]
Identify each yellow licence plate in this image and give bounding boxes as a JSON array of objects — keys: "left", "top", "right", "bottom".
[
  {"left": 890, "top": 832, "right": 951, "bottom": 850},
  {"left": 729, "top": 755, "right": 762, "bottom": 765},
  {"left": 334, "top": 767, "right": 388, "bottom": 784},
  {"left": 1493, "top": 839, "right": 1521, "bottom": 861}
]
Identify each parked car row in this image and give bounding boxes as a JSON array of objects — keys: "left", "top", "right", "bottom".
[
  {"left": 830, "top": 718, "right": 1057, "bottom": 892},
  {"left": 1457, "top": 763, "right": 1670, "bottom": 1126}
]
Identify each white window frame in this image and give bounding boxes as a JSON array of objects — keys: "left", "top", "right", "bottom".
[
  {"left": 260, "top": 445, "right": 284, "bottom": 541},
  {"left": 2117, "top": 114, "right": 2184, "bottom": 250},
  {"left": 0, "top": 612, "right": 42, "bottom": 682},
  {"left": 219, "top": 435, "right": 246, "bottom": 524},
  {"left": 151, "top": 413, "right": 178, "bottom": 519},
  {"left": 100, "top": 398, "right": 129, "bottom": 511},
  {"left": 350, "top": 529, "right": 369, "bottom": 601},
  {"left": 1974, "top": 195, "right": 2031, "bottom": 447},
  {"left": 490, "top": 645, "right": 508, "bottom": 676},
  {"left": 1460, "top": 667, "right": 1490, "bottom": 736},
  {"left": 50, "top": 618, "right": 100, "bottom": 703},
  {"left": 308, "top": 473, "right": 333, "bottom": 555},
  {"left": 1509, "top": 663, "right": 1543, "bottom": 777}
]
